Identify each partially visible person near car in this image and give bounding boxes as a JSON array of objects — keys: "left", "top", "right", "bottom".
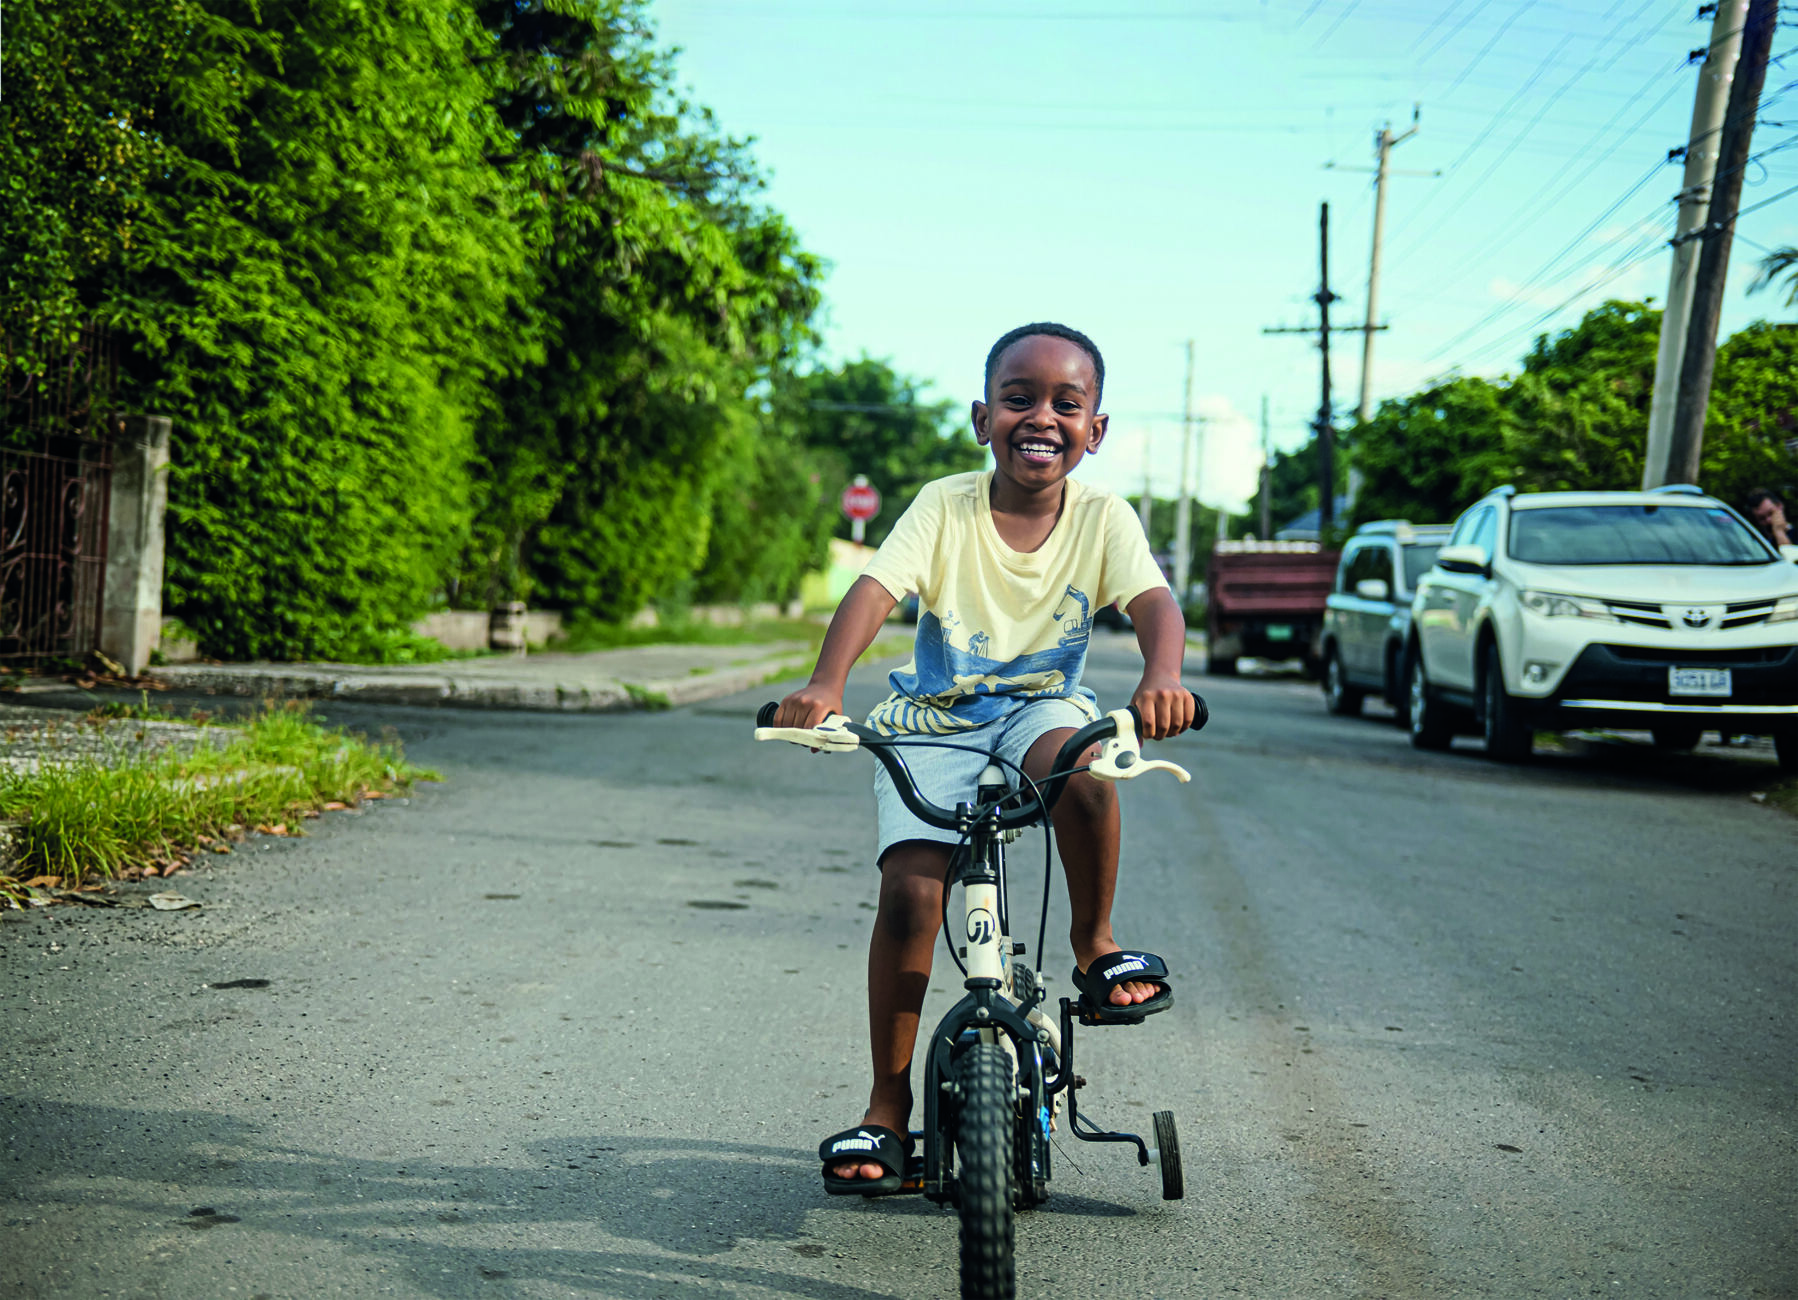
[{"left": 1744, "top": 487, "right": 1791, "bottom": 548}]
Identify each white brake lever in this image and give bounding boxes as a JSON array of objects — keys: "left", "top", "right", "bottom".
[
  {"left": 1087, "top": 707, "right": 1191, "bottom": 784},
  {"left": 752, "top": 713, "right": 862, "bottom": 752}
]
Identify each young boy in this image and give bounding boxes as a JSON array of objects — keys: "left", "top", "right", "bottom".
[{"left": 772, "top": 322, "right": 1196, "bottom": 1193}]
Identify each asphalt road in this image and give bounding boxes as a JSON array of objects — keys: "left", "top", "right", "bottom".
[{"left": 3, "top": 635, "right": 1793, "bottom": 1299}]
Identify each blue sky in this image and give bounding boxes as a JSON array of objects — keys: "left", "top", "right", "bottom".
[{"left": 649, "top": 0, "right": 1798, "bottom": 513}]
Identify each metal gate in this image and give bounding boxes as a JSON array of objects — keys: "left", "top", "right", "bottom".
[
  {"left": 1, "top": 324, "right": 116, "bottom": 663},
  {"left": 0, "top": 439, "right": 112, "bottom": 662}
]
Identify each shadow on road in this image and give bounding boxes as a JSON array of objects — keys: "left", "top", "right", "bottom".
[{"left": 0, "top": 1098, "right": 916, "bottom": 1299}]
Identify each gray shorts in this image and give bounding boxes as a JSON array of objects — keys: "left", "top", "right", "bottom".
[{"left": 872, "top": 695, "right": 1100, "bottom": 864}]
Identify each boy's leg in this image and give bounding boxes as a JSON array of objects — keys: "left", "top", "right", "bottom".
[
  {"left": 833, "top": 840, "right": 950, "bottom": 1181},
  {"left": 1021, "top": 729, "right": 1160, "bottom": 1007}
]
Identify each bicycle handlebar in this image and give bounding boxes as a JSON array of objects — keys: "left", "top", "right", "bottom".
[{"left": 754, "top": 691, "right": 1206, "bottom": 833}]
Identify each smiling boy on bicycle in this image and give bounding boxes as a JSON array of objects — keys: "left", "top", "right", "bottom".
[{"left": 772, "top": 322, "right": 1196, "bottom": 1193}]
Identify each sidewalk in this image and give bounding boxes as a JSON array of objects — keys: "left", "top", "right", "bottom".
[{"left": 142, "top": 639, "right": 830, "bottom": 712}]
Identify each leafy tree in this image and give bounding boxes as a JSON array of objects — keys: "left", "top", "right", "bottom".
[
  {"left": 1342, "top": 300, "right": 1797, "bottom": 529},
  {"left": 0, "top": 0, "right": 194, "bottom": 382},
  {"left": 1347, "top": 377, "right": 1509, "bottom": 528},
  {"left": 1500, "top": 299, "right": 1659, "bottom": 493},
  {"left": 27, "top": 0, "right": 536, "bottom": 659},
  {"left": 1121, "top": 497, "right": 1230, "bottom": 585},
  {"left": 691, "top": 406, "right": 834, "bottom": 606},
  {"left": 460, "top": 0, "right": 823, "bottom": 620},
  {"left": 1705, "top": 320, "right": 1798, "bottom": 506},
  {"left": 779, "top": 357, "right": 984, "bottom": 549},
  {"left": 1748, "top": 246, "right": 1798, "bottom": 311}
]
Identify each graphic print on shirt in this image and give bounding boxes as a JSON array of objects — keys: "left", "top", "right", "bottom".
[{"left": 869, "top": 586, "right": 1099, "bottom": 734}]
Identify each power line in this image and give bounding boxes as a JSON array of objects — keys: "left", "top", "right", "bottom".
[
  {"left": 1315, "top": 0, "right": 1364, "bottom": 45},
  {"left": 1391, "top": 74, "right": 1688, "bottom": 312},
  {"left": 1392, "top": 5, "right": 1684, "bottom": 249},
  {"left": 1441, "top": 0, "right": 1540, "bottom": 98},
  {"left": 1447, "top": 218, "right": 1675, "bottom": 366}
]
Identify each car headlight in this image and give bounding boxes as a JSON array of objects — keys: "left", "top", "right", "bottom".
[
  {"left": 1519, "top": 589, "right": 1617, "bottom": 621},
  {"left": 1771, "top": 595, "right": 1798, "bottom": 624}
]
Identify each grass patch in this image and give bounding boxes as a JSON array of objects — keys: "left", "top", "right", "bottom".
[
  {"left": 0, "top": 701, "right": 436, "bottom": 898},
  {"left": 1757, "top": 776, "right": 1798, "bottom": 817},
  {"left": 622, "top": 683, "right": 671, "bottom": 710}
]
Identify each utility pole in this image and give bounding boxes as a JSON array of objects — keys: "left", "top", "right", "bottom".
[
  {"left": 1258, "top": 394, "right": 1273, "bottom": 540},
  {"left": 1265, "top": 203, "right": 1381, "bottom": 541},
  {"left": 1317, "top": 205, "right": 1335, "bottom": 537},
  {"left": 1172, "top": 340, "right": 1196, "bottom": 599},
  {"left": 1668, "top": 0, "right": 1776, "bottom": 484},
  {"left": 1644, "top": 0, "right": 1749, "bottom": 487},
  {"left": 1356, "top": 109, "right": 1422, "bottom": 430}
]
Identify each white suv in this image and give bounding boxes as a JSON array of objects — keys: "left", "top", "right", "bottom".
[{"left": 1405, "top": 485, "right": 1798, "bottom": 766}]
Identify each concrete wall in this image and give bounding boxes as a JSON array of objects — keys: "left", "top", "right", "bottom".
[
  {"left": 100, "top": 416, "right": 172, "bottom": 675},
  {"left": 412, "top": 610, "right": 565, "bottom": 653}
]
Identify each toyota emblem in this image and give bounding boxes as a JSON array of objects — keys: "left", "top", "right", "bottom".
[{"left": 1680, "top": 607, "right": 1711, "bottom": 629}]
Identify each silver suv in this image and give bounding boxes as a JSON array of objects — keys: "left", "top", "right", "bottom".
[
  {"left": 1405, "top": 485, "right": 1798, "bottom": 765},
  {"left": 1320, "top": 520, "right": 1450, "bottom": 718}
]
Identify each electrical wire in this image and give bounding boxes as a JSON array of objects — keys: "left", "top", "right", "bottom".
[
  {"left": 1441, "top": 0, "right": 1539, "bottom": 99},
  {"left": 1421, "top": 0, "right": 1499, "bottom": 63},
  {"left": 1391, "top": 4, "right": 1684, "bottom": 251},
  {"left": 1445, "top": 215, "right": 1676, "bottom": 366},
  {"left": 1395, "top": 62, "right": 1797, "bottom": 354}
]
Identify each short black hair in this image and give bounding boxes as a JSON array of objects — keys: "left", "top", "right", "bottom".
[
  {"left": 984, "top": 322, "right": 1105, "bottom": 405},
  {"left": 1746, "top": 486, "right": 1785, "bottom": 508}
]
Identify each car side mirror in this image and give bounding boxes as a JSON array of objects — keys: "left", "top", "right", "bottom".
[
  {"left": 1781, "top": 544, "right": 1798, "bottom": 564},
  {"left": 1354, "top": 577, "right": 1390, "bottom": 601},
  {"left": 1434, "top": 543, "right": 1490, "bottom": 575}
]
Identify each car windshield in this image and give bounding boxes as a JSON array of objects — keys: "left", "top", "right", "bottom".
[
  {"left": 1508, "top": 504, "right": 1772, "bottom": 566},
  {"left": 1401, "top": 545, "right": 1441, "bottom": 588}
]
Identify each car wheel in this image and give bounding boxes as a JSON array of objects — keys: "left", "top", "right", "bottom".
[
  {"left": 1777, "top": 730, "right": 1798, "bottom": 773},
  {"left": 1323, "top": 651, "right": 1364, "bottom": 717},
  {"left": 1408, "top": 651, "right": 1452, "bottom": 751},
  {"left": 1206, "top": 655, "right": 1237, "bottom": 676},
  {"left": 1385, "top": 646, "right": 1409, "bottom": 725},
  {"left": 1481, "top": 644, "right": 1532, "bottom": 762},
  {"left": 1651, "top": 725, "right": 1704, "bottom": 751}
]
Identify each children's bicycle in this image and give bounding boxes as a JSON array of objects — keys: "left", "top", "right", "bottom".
[{"left": 754, "top": 693, "right": 1208, "bottom": 1300}]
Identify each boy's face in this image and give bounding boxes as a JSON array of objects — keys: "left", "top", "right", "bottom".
[{"left": 971, "top": 335, "right": 1107, "bottom": 496}]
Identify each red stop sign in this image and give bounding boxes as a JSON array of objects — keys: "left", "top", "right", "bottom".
[{"left": 841, "top": 481, "right": 882, "bottom": 521}]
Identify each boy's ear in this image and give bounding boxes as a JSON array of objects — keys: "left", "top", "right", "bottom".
[
  {"left": 1087, "top": 412, "right": 1109, "bottom": 453},
  {"left": 971, "top": 399, "right": 990, "bottom": 445}
]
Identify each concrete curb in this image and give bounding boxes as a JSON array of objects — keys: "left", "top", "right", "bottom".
[{"left": 151, "top": 651, "right": 812, "bottom": 713}]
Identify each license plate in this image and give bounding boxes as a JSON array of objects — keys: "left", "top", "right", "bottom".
[
  {"left": 1669, "top": 667, "right": 1731, "bottom": 697},
  {"left": 1265, "top": 624, "right": 1293, "bottom": 641}
]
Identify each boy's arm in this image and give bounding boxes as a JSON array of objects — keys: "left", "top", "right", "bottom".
[
  {"left": 1124, "top": 587, "right": 1194, "bottom": 740},
  {"left": 774, "top": 575, "right": 899, "bottom": 727}
]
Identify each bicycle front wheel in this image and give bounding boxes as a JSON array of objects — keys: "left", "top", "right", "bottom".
[{"left": 954, "top": 1042, "right": 1016, "bottom": 1300}]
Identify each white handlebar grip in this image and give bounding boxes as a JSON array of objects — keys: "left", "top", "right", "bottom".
[
  {"left": 1088, "top": 708, "right": 1191, "bottom": 783},
  {"left": 752, "top": 715, "right": 862, "bottom": 752}
]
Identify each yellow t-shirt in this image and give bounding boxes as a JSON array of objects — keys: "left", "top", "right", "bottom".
[{"left": 860, "top": 471, "right": 1168, "bottom": 734}]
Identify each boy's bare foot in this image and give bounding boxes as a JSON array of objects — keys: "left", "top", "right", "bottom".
[
  {"left": 830, "top": 1096, "right": 913, "bottom": 1182},
  {"left": 1075, "top": 942, "right": 1164, "bottom": 1006}
]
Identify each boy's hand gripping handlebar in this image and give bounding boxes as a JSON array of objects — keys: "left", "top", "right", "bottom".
[
  {"left": 1089, "top": 708, "right": 1191, "bottom": 784},
  {"left": 752, "top": 707, "right": 861, "bottom": 752}
]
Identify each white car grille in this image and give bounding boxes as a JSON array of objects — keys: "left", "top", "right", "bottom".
[
  {"left": 1721, "top": 598, "right": 1776, "bottom": 629},
  {"left": 1591, "top": 597, "right": 1780, "bottom": 631},
  {"left": 1605, "top": 599, "right": 1669, "bottom": 628}
]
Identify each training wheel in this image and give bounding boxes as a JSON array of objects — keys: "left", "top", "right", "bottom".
[{"left": 1151, "top": 1110, "right": 1183, "bottom": 1200}]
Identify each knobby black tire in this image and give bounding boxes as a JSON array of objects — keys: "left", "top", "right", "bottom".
[
  {"left": 954, "top": 1043, "right": 1016, "bottom": 1300},
  {"left": 1153, "top": 1109, "right": 1184, "bottom": 1201}
]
